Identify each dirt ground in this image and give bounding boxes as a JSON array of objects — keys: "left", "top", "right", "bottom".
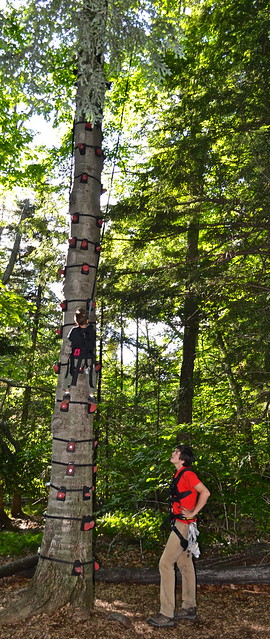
[
  {"left": 0, "top": 522, "right": 269, "bottom": 638},
  {"left": 0, "top": 576, "right": 269, "bottom": 639}
]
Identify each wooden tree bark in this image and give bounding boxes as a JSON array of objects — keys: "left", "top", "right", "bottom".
[
  {"left": 0, "top": 0, "right": 107, "bottom": 622},
  {"left": 11, "top": 491, "right": 24, "bottom": 518},
  {"left": 10, "top": 284, "right": 44, "bottom": 517},
  {"left": 29, "top": 133, "right": 103, "bottom": 610},
  {"left": 135, "top": 317, "right": 139, "bottom": 399},
  {"left": 177, "top": 220, "right": 200, "bottom": 425},
  {"left": 216, "top": 330, "right": 244, "bottom": 418},
  {"left": 120, "top": 312, "right": 124, "bottom": 392},
  {"left": 0, "top": 483, "right": 15, "bottom": 531},
  {"left": 156, "top": 356, "right": 161, "bottom": 439},
  {"left": 216, "top": 330, "right": 256, "bottom": 451},
  {"left": 1, "top": 199, "right": 33, "bottom": 285},
  {"left": 133, "top": 317, "right": 139, "bottom": 428}
]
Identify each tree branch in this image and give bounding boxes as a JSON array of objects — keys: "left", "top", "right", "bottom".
[{"left": 0, "top": 379, "right": 54, "bottom": 396}]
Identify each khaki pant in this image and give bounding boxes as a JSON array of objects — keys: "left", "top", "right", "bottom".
[{"left": 159, "top": 521, "right": 196, "bottom": 618}]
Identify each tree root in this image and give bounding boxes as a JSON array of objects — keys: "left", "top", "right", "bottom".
[
  {"left": 0, "top": 559, "right": 93, "bottom": 624},
  {"left": 0, "top": 582, "right": 71, "bottom": 624}
]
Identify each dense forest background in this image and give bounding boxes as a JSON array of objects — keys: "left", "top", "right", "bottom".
[{"left": 0, "top": 0, "right": 269, "bottom": 558}]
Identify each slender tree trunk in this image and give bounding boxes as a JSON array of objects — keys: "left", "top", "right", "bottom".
[
  {"left": 156, "top": 356, "right": 161, "bottom": 439},
  {"left": 0, "top": 483, "right": 4, "bottom": 513},
  {"left": 97, "top": 299, "right": 104, "bottom": 406},
  {"left": 104, "top": 409, "right": 109, "bottom": 501},
  {"left": 135, "top": 318, "right": 139, "bottom": 399},
  {"left": 120, "top": 312, "right": 124, "bottom": 392},
  {"left": 11, "top": 491, "right": 23, "bottom": 518},
  {"left": 134, "top": 318, "right": 139, "bottom": 428},
  {"left": 9, "top": 285, "right": 43, "bottom": 517},
  {"left": 2, "top": 200, "right": 32, "bottom": 285},
  {"left": 216, "top": 330, "right": 244, "bottom": 418},
  {"left": 177, "top": 220, "right": 200, "bottom": 425},
  {"left": 216, "top": 330, "right": 256, "bottom": 449},
  {"left": 0, "top": 483, "right": 15, "bottom": 531},
  {"left": 21, "top": 284, "right": 43, "bottom": 423}
]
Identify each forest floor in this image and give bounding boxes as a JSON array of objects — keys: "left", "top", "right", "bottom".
[
  {"left": 0, "top": 518, "right": 269, "bottom": 638},
  {"left": 0, "top": 577, "right": 269, "bottom": 639}
]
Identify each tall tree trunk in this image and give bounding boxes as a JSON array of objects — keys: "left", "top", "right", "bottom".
[
  {"left": 104, "top": 409, "right": 110, "bottom": 501},
  {"left": 177, "top": 219, "right": 200, "bottom": 426},
  {"left": 96, "top": 298, "right": 104, "bottom": 409},
  {"left": 134, "top": 318, "right": 139, "bottom": 428},
  {"left": 216, "top": 330, "right": 256, "bottom": 449},
  {"left": 0, "top": 482, "right": 15, "bottom": 531},
  {"left": 9, "top": 284, "right": 43, "bottom": 517},
  {"left": 11, "top": 491, "right": 23, "bottom": 518},
  {"left": 156, "top": 356, "right": 161, "bottom": 439},
  {"left": 21, "top": 284, "right": 43, "bottom": 424},
  {"left": 135, "top": 317, "right": 139, "bottom": 399},
  {"left": 120, "top": 312, "right": 124, "bottom": 392},
  {"left": 14, "top": 2, "right": 108, "bottom": 619},
  {"left": 2, "top": 200, "right": 32, "bottom": 285},
  {"left": 216, "top": 330, "right": 244, "bottom": 418}
]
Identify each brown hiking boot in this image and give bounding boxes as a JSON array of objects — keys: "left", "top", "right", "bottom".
[
  {"left": 174, "top": 607, "right": 197, "bottom": 620},
  {"left": 146, "top": 613, "right": 175, "bottom": 627}
]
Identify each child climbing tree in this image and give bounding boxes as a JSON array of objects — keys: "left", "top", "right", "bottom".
[
  {"left": 0, "top": 0, "right": 183, "bottom": 621},
  {"left": 22, "top": 2, "right": 107, "bottom": 615},
  {"left": 0, "top": 0, "right": 107, "bottom": 620}
]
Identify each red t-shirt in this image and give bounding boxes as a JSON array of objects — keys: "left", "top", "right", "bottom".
[{"left": 171, "top": 467, "right": 200, "bottom": 524}]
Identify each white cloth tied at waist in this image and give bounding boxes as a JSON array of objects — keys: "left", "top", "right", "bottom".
[{"left": 187, "top": 522, "right": 200, "bottom": 558}]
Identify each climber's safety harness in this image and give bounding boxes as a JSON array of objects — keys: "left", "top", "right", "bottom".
[
  {"left": 168, "top": 467, "right": 193, "bottom": 550},
  {"left": 65, "top": 324, "right": 95, "bottom": 387}
]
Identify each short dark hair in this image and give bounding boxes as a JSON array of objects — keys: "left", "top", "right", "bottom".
[
  {"left": 75, "top": 307, "right": 88, "bottom": 326},
  {"left": 176, "top": 444, "right": 194, "bottom": 467}
]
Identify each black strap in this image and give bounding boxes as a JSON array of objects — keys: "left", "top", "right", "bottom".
[
  {"left": 170, "top": 468, "right": 193, "bottom": 503},
  {"left": 39, "top": 554, "right": 93, "bottom": 566},
  {"left": 50, "top": 484, "right": 93, "bottom": 494},
  {"left": 44, "top": 513, "right": 82, "bottom": 522},
  {"left": 74, "top": 173, "right": 101, "bottom": 184},
  {"left": 65, "top": 352, "right": 94, "bottom": 387},
  {"left": 70, "top": 212, "right": 102, "bottom": 221},
  {"left": 50, "top": 484, "right": 87, "bottom": 493},
  {"left": 65, "top": 263, "right": 97, "bottom": 271},
  {"left": 56, "top": 399, "right": 89, "bottom": 406},
  {"left": 51, "top": 460, "right": 95, "bottom": 467},
  {"left": 175, "top": 488, "right": 193, "bottom": 499},
  {"left": 172, "top": 525, "right": 188, "bottom": 550},
  {"left": 53, "top": 436, "right": 95, "bottom": 444}
]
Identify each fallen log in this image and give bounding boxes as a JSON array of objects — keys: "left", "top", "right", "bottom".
[
  {"left": 0, "top": 555, "right": 269, "bottom": 584},
  {"left": 95, "top": 565, "right": 270, "bottom": 585},
  {"left": 0, "top": 555, "right": 38, "bottom": 578}
]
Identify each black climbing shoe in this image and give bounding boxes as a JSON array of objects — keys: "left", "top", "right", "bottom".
[
  {"left": 174, "top": 607, "right": 197, "bottom": 620},
  {"left": 147, "top": 613, "right": 175, "bottom": 628}
]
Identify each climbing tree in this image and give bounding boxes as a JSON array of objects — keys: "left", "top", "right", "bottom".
[
  {"left": 0, "top": 0, "right": 185, "bottom": 622},
  {"left": 0, "top": 0, "right": 106, "bottom": 619},
  {"left": 10, "top": 1, "right": 106, "bottom": 617}
]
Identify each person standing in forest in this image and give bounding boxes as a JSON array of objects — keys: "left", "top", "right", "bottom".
[{"left": 147, "top": 444, "right": 210, "bottom": 628}]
